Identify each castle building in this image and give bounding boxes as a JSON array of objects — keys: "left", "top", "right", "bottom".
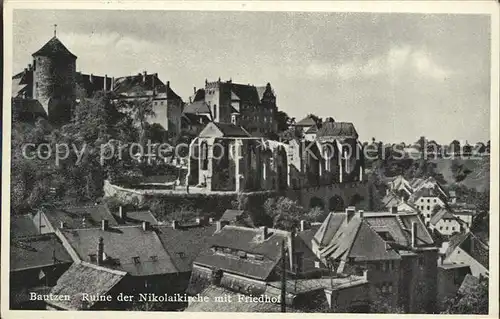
[
  {"left": 12, "top": 32, "right": 183, "bottom": 138},
  {"left": 183, "top": 78, "right": 278, "bottom": 137}
]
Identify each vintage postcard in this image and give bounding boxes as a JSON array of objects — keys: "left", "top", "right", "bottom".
[{"left": 2, "top": 1, "right": 499, "bottom": 317}]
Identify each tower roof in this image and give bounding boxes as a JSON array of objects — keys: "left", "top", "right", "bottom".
[{"left": 32, "top": 36, "right": 77, "bottom": 59}]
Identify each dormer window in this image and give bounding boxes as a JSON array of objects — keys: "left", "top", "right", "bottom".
[
  {"left": 150, "top": 256, "right": 158, "bottom": 262},
  {"left": 88, "top": 254, "right": 96, "bottom": 262},
  {"left": 132, "top": 256, "right": 141, "bottom": 264}
]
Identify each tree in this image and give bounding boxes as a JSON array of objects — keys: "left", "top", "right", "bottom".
[
  {"left": 442, "top": 277, "right": 488, "bottom": 314},
  {"left": 307, "top": 113, "right": 323, "bottom": 128},
  {"left": 450, "top": 140, "right": 461, "bottom": 155},
  {"left": 118, "top": 88, "right": 155, "bottom": 148},
  {"left": 274, "top": 110, "right": 292, "bottom": 133},
  {"left": 263, "top": 197, "right": 305, "bottom": 230}
]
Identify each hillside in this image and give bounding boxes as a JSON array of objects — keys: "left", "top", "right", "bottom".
[{"left": 431, "top": 157, "right": 490, "bottom": 191}]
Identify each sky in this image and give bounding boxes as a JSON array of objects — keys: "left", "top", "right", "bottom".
[{"left": 12, "top": 10, "right": 491, "bottom": 144}]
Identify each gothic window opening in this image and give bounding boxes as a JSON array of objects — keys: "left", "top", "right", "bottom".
[{"left": 201, "top": 141, "right": 209, "bottom": 170}]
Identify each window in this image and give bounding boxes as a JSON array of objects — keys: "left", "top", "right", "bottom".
[
  {"left": 440, "top": 226, "right": 443, "bottom": 230},
  {"left": 427, "top": 199, "right": 430, "bottom": 203},
  {"left": 314, "top": 261, "right": 320, "bottom": 268},
  {"left": 427, "top": 206, "right": 430, "bottom": 210},
  {"left": 88, "top": 254, "right": 96, "bottom": 262},
  {"left": 213, "top": 105, "right": 217, "bottom": 120},
  {"left": 446, "top": 227, "right": 449, "bottom": 231},
  {"left": 200, "top": 141, "right": 208, "bottom": 170},
  {"left": 434, "top": 199, "right": 437, "bottom": 203},
  {"left": 452, "top": 227, "right": 455, "bottom": 231},
  {"left": 132, "top": 256, "right": 141, "bottom": 264},
  {"left": 150, "top": 255, "right": 158, "bottom": 262}
]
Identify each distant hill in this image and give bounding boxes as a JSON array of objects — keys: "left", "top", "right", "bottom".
[{"left": 431, "top": 157, "right": 490, "bottom": 192}]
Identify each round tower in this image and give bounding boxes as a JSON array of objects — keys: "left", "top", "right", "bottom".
[{"left": 32, "top": 31, "right": 77, "bottom": 124}]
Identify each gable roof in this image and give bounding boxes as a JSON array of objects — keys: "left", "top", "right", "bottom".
[
  {"left": 32, "top": 36, "right": 77, "bottom": 59},
  {"left": 199, "top": 122, "right": 251, "bottom": 138},
  {"left": 183, "top": 100, "right": 212, "bottom": 115},
  {"left": 430, "top": 207, "right": 456, "bottom": 225},
  {"left": 11, "top": 214, "right": 39, "bottom": 238},
  {"left": 317, "top": 122, "right": 358, "bottom": 139},
  {"left": 58, "top": 225, "right": 176, "bottom": 276},
  {"left": 112, "top": 210, "right": 159, "bottom": 226},
  {"left": 113, "top": 73, "right": 164, "bottom": 94},
  {"left": 156, "top": 224, "right": 216, "bottom": 273},
  {"left": 12, "top": 98, "right": 47, "bottom": 117},
  {"left": 313, "top": 213, "right": 346, "bottom": 246},
  {"left": 48, "top": 262, "right": 126, "bottom": 310},
  {"left": 194, "top": 226, "right": 291, "bottom": 280},
  {"left": 230, "top": 83, "right": 261, "bottom": 104},
  {"left": 295, "top": 115, "right": 316, "bottom": 127},
  {"left": 42, "top": 204, "right": 118, "bottom": 230},
  {"left": 10, "top": 234, "right": 73, "bottom": 271}
]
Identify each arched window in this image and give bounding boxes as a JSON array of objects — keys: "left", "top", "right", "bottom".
[
  {"left": 213, "top": 104, "right": 217, "bottom": 120},
  {"left": 201, "top": 141, "right": 209, "bottom": 170}
]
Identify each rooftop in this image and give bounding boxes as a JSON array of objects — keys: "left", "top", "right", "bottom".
[
  {"left": 32, "top": 36, "right": 77, "bottom": 59},
  {"left": 42, "top": 204, "right": 118, "bottom": 230},
  {"left": 10, "top": 233, "right": 72, "bottom": 271}
]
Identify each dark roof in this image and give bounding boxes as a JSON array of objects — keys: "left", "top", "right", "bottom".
[
  {"left": 182, "top": 113, "right": 211, "bottom": 125},
  {"left": 76, "top": 73, "right": 112, "bottom": 97},
  {"left": 156, "top": 224, "right": 216, "bottom": 273},
  {"left": 183, "top": 100, "right": 211, "bottom": 115},
  {"left": 190, "top": 88, "right": 206, "bottom": 102},
  {"left": 230, "top": 83, "right": 262, "bottom": 104},
  {"left": 12, "top": 98, "right": 47, "bottom": 117},
  {"left": 113, "top": 210, "right": 159, "bottom": 226},
  {"left": 59, "top": 225, "right": 176, "bottom": 276},
  {"left": 194, "top": 226, "right": 290, "bottom": 280},
  {"left": 316, "top": 122, "right": 358, "bottom": 139},
  {"left": 43, "top": 204, "right": 118, "bottom": 230},
  {"left": 11, "top": 214, "right": 39, "bottom": 238},
  {"left": 113, "top": 73, "right": 164, "bottom": 94},
  {"left": 314, "top": 212, "right": 434, "bottom": 268},
  {"left": 199, "top": 122, "right": 251, "bottom": 138},
  {"left": 430, "top": 207, "right": 456, "bottom": 225},
  {"left": 448, "top": 232, "right": 489, "bottom": 269},
  {"left": 10, "top": 234, "right": 73, "bottom": 271},
  {"left": 305, "top": 125, "right": 319, "bottom": 134},
  {"left": 32, "top": 36, "right": 77, "bottom": 59},
  {"left": 220, "top": 209, "right": 247, "bottom": 222},
  {"left": 48, "top": 262, "right": 126, "bottom": 310}
]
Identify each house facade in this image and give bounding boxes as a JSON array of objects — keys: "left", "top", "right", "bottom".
[{"left": 308, "top": 207, "right": 439, "bottom": 313}]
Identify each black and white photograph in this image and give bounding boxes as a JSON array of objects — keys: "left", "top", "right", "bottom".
[{"left": 2, "top": 1, "right": 498, "bottom": 315}]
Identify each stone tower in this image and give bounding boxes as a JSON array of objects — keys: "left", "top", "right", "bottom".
[{"left": 32, "top": 31, "right": 77, "bottom": 124}]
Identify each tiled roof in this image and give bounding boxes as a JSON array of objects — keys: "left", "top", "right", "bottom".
[
  {"left": 112, "top": 210, "right": 159, "bottom": 226},
  {"left": 194, "top": 226, "right": 289, "bottom": 280},
  {"left": 43, "top": 204, "right": 118, "bottom": 230},
  {"left": 430, "top": 207, "right": 456, "bottom": 225},
  {"left": 317, "top": 122, "right": 358, "bottom": 139},
  {"left": 183, "top": 100, "right": 211, "bottom": 115},
  {"left": 305, "top": 125, "right": 319, "bottom": 134},
  {"left": 11, "top": 214, "right": 39, "bottom": 238},
  {"left": 76, "top": 73, "right": 112, "bottom": 97},
  {"left": 348, "top": 221, "right": 401, "bottom": 262},
  {"left": 295, "top": 115, "right": 316, "bottom": 127},
  {"left": 230, "top": 83, "right": 261, "bottom": 104},
  {"left": 182, "top": 113, "right": 211, "bottom": 125},
  {"left": 32, "top": 36, "right": 77, "bottom": 59},
  {"left": 156, "top": 224, "right": 216, "bottom": 273},
  {"left": 313, "top": 213, "right": 346, "bottom": 246},
  {"left": 365, "top": 213, "right": 434, "bottom": 246},
  {"left": 59, "top": 225, "right": 176, "bottom": 276},
  {"left": 199, "top": 122, "right": 251, "bottom": 138},
  {"left": 113, "top": 73, "right": 163, "bottom": 94},
  {"left": 10, "top": 234, "right": 72, "bottom": 271},
  {"left": 48, "top": 262, "right": 126, "bottom": 310}
]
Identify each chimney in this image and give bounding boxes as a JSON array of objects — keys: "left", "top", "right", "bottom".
[
  {"left": 345, "top": 206, "right": 356, "bottom": 223},
  {"left": 24, "top": 67, "right": 28, "bottom": 74},
  {"left": 172, "top": 220, "right": 179, "bottom": 230},
  {"left": 97, "top": 237, "right": 104, "bottom": 265},
  {"left": 260, "top": 226, "right": 269, "bottom": 240},
  {"left": 358, "top": 210, "right": 364, "bottom": 219},
  {"left": 142, "top": 221, "right": 150, "bottom": 231},
  {"left": 101, "top": 219, "right": 109, "bottom": 231},
  {"left": 300, "top": 220, "right": 309, "bottom": 232},
  {"left": 193, "top": 87, "right": 197, "bottom": 94},
  {"left": 142, "top": 71, "right": 147, "bottom": 83},
  {"left": 411, "top": 221, "right": 417, "bottom": 248},
  {"left": 111, "top": 77, "right": 115, "bottom": 91},
  {"left": 103, "top": 74, "right": 108, "bottom": 91},
  {"left": 89, "top": 73, "right": 93, "bottom": 84},
  {"left": 59, "top": 221, "right": 65, "bottom": 229},
  {"left": 28, "top": 64, "right": 32, "bottom": 71},
  {"left": 391, "top": 206, "right": 398, "bottom": 214},
  {"left": 118, "top": 206, "right": 125, "bottom": 219},
  {"left": 166, "top": 81, "right": 170, "bottom": 88}
]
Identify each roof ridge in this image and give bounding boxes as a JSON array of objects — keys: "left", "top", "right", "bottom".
[{"left": 79, "top": 261, "right": 127, "bottom": 276}]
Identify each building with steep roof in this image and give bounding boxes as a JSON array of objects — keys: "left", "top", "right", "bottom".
[
  {"left": 308, "top": 207, "right": 439, "bottom": 313},
  {"left": 441, "top": 231, "right": 489, "bottom": 278},
  {"left": 184, "top": 79, "right": 278, "bottom": 137},
  {"left": 10, "top": 233, "right": 73, "bottom": 309}
]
